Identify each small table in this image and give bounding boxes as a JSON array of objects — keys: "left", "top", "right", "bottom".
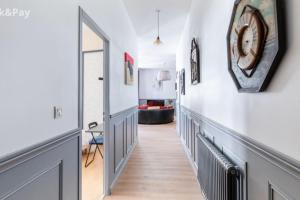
[{"left": 85, "top": 124, "right": 104, "bottom": 134}]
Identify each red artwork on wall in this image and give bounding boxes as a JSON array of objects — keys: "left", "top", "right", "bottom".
[{"left": 125, "top": 52, "right": 134, "bottom": 85}]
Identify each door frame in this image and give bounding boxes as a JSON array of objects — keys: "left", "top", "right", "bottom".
[{"left": 78, "top": 7, "right": 111, "bottom": 198}]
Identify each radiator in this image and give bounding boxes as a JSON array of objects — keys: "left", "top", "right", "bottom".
[{"left": 197, "top": 134, "right": 240, "bottom": 200}]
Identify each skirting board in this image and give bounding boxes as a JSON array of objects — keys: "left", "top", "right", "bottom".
[{"left": 179, "top": 105, "right": 300, "bottom": 200}]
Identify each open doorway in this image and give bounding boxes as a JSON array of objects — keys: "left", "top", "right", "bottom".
[{"left": 79, "top": 8, "right": 110, "bottom": 200}]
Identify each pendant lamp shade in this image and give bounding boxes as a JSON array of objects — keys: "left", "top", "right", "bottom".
[
  {"left": 157, "top": 70, "right": 171, "bottom": 81},
  {"left": 154, "top": 36, "right": 163, "bottom": 45},
  {"left": 154, "top": 10, "right": 163, "bottom": 45}
]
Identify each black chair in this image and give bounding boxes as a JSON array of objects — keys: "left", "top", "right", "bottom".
[{"left": 85, "top": 122, "right": 104, "bottom": 168}]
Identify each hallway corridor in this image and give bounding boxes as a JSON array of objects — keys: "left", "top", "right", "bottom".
[{"left": 105, "top": 122, "right": 203, "bottom": 200}]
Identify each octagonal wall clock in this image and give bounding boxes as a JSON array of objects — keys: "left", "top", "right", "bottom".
[{"left": 227, "top": 0, "right": 286, "bottom": 92}]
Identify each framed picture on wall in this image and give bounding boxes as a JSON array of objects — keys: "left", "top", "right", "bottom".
[
  {"left": 125, "top": 52, "right": 134, "bottom": 85},
  {"left": 180, "top": 69, "right": 185, "bottom": 95},
  {"left": 191, "top": 38, "right": 200, "bottom": 85}
]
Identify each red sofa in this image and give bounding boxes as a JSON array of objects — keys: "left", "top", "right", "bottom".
[{"left": 138, "top": 100, "right": 174, "bottom": 124}]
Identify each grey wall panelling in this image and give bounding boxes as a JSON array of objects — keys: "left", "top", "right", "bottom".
[
  {"left": 108, "top": 107, "right": 138, "bottom": 191},
  {"left": 176, "top": 103, "right": 181, "bottom": 136},
  {"left": 0, "top": 107, "right": 138, "bottom": 200},
  {"left": 0, "top": 131, "right": 81, "bottom": 200},
  {"left": 180, "top": 105, "right": 300, "bottom": 200}
]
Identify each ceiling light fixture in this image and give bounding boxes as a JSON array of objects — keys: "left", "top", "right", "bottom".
[
  {"left": 154, "top": 9, "right": 163, "bottom": 46},
  {"left": 155, "top": 70, "right": 171, "bottom": 90}
]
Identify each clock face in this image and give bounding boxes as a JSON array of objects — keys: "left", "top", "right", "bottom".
[
  {"left": 231, "top": 9, "right": 264, "bottom": 71},
  {"left": 227, "top": 0, "right": 284, "bottom": 93}
]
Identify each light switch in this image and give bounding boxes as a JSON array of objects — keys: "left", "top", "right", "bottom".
[{"left": 54, "top": 106, "right": 63, "bottom": 119}]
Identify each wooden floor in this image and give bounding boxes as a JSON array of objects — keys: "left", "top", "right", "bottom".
[
  {"left": 82, "top": 149, "right": 104, "bottom": 200},
  {"left": 105, "top": 122, "right": 203, "bottom": 200}
]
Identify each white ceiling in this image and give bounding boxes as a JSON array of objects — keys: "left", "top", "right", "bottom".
[{"left": 122, "top": 0, "right": 192, "bottom": 68}]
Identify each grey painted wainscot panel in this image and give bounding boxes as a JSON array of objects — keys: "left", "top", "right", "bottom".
[
  {"left": 108, "top": 106, "right": 138, "bottom": 191},
  {"left": 0, "top": 107, "right": 138, "bottom": 200},
  {"left": 176, "top": 103, "right": 181, "bottom": 136},
  {"left": 0, "top": 131, "right": 81, "bottom": 200},
  {"left": 180, "top": 106, "right": 300, "bottom": 200}
]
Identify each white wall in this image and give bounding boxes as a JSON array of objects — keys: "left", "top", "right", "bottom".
[
  {"left": 79, "top": 0, "right": 139, "bottom": 114},
  {"left": 139, "top": 68, "right": 176, "bottom": 100},
  {"left": 177, "top": 0, "right": 300, "bottom": 161},
  {"left": 0, "top": 0, "right": 138, "bottom": 159}
]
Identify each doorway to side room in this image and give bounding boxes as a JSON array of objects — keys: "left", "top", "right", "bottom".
[{"left": 79, "top": 9, "right": 110, "bottom": 200}]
